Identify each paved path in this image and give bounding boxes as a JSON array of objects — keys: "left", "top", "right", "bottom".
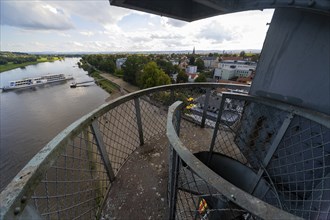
[{"left": 100, "top": 73, "right": 139, "bottom": 94}]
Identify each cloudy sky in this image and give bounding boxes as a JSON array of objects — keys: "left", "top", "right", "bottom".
[{"left": 1, "top": 0, "right": 274, "bottom": 53}]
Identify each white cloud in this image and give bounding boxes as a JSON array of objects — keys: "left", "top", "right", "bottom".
[
  {"left": 1, "top": 1, "right": 74, "bottom": 30},
  {"left": 0, "top": 0, "right": 274, "bottom": 52},
  {"left": 80, "top": 31, "right": 94, "bottom": 37}
]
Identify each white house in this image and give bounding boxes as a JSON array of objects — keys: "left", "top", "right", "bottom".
[
  {"left": 186, "top": 65, "right": 197, "bottom": 74},
  {"left": 116, "top": 58, "right": 127, "bottom": 70}
]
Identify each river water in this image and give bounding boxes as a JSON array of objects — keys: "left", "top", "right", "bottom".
[{"left": 0, "top": 58, "right": 109, "bottom": 191}]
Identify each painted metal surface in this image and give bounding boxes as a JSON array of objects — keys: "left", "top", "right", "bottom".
[
  {"left": 110, "top": 0, "right": 330, "bottom": 22},
  {"left": 134, "top": 98, "right": 144, "bottom": 146},
  {"left": 91, "top": 121, "right": 115, "bottom": 182},
  {"left": 167, "top": 101, "right": 303, "bottom": 219},
  {"left": 251, "top": 8, "right": 330, "bottom": 115},
  {"left": 0, "top": 83, "right": 248, "bottom": 219}
]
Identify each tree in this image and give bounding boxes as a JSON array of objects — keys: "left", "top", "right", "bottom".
[
  {"left": 122, "top": 55, "right": 149, "bottom": 85},
  {"left": 194, "top": 73, "right": 207, "bottom": 82},
  {"left": 99, "top": 58, "right": 115, "bottom": 73},
  {"left": 240, "top": 51, "right": 246, "bottom": 58},
  {"left": 176, "top": 70, "right": 188, "bottom": 83},
  {"left": 188, "top": 56, "right": 195, "bottom": 65},
  {"left": 156, "top": 59, "right": 175, "bottom": 75},
  {"left": 137, "top": 62, "right": 171, "bottom": 89},
  {"left": 195, "top": 58, "right": 205, "bottom": 72}
]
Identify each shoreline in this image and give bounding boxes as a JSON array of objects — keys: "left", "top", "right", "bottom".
[{"left": 0, "top": 58, "right": 62, "bottom": 73}]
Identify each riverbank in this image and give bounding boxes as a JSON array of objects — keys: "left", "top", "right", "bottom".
[{"left": 0, "top": 57, "right": 62, "bottom": 73}]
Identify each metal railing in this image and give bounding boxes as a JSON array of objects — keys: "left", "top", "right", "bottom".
[
  {"left": 167, "top": 93, "right": 330, "bottom": 219},
  {"left": 1, "top": 82, "right": 328, "bottom": 219},
  {"left": 0, "top": 83, "right": 248, "bottom": 219}
]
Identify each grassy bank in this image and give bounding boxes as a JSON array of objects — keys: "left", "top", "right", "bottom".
[
  {"left": 0, "top": 57, "right": 62, "bottom": 73},
  {"left": 89, "top": 71, "right": 120, "bottom": 94}
]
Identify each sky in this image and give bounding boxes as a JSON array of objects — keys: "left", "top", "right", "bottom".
[{"left": 0, "top": 0, "right": 274, "bottom": 53}]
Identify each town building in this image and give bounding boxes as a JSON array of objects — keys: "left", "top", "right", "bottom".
[
  {"left": 115, "top": 58, "right": 127, "bottom": 70},
  {"left": 202, "top": 56, "right": 219, "bottom": 69},
  {"left": 214, "top": 60, "right": 256, "bottom": 81},
  {"left": 186, "top": 65, "right": 197, "bottom": 74}
]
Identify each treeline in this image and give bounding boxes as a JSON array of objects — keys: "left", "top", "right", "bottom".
[
  {"left": 0, "top": 56, "right": 38, "bottom": 65},
  {"left": 0, "top": 52, "right": 62, "bottom": 65},
  {"left": 81, "top": 54, "right": 179, "bottom": 89}
]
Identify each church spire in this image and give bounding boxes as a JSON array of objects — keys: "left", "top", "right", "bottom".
[{"left": 192, "top": 46, "right": 195, "bottom": 54}]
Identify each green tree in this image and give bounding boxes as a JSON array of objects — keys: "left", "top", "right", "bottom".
[
  {"left": 99, "top": 57, "right": 115, "bottom": 73},
  {"left": 137, "top": 62, "right": 171, "bottom": 89},
  {"left": 240, "top": 51, "right": 246, "bottom": 58},
  {"left": 188, "top": 56, "right": 195, "bottom": 65},
  {"left": 122, "top": 55, "right": 149, "bottom": 85},
  {"left": 194, "top": 73, "right": 207, "bottom": 82},
  {"left": 176, "top": 70, "right": 188, "bottom": 83},
  {"left": 156, "top": 59, "right": 175, "bottom": 75},
  {"left": 195, "top": 58, "right": 205, "bottom": 72}
]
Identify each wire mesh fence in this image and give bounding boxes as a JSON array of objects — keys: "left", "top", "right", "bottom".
[
  {"left": 167, "top": 92, "right": 330, "bottom": 220},
  {"left": 8, "top": 83, "right": 326, "bottom": 219},
  {"left": 1, "top": 83, "right": 251, "bottom": 219}
]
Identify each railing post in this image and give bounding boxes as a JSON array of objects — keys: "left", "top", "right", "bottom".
[
  {"left": 169, "top": 105, "right": 182, "bottom": 220},
  {"left": 208, "top": 94, "right": 226, "bottom": 164},
  {"left": 170, "top": 89, "right": 175, "bottom": 105},
  {"left": 174, "top": 107, "right": 181, "bottom": 136},
  {"left": 91, "top": 121, "right": 115, "bottom": 182},
  {"left": 169, "top": 149, "right": 180, "bottom": 220},
  {"left": 201, "top": 88, "right": 211, "bottom": 128},
  {"left": 134, "top": 98, "right": 144, "bottom": 146}
]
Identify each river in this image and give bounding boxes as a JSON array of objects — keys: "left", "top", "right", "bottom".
[{"left": 0, "top": 58, "right": 110, "bottom": 191}]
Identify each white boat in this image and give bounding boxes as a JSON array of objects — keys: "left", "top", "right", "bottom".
[{"left": 2, "top": 74, "right": 73, "bottom": 91}]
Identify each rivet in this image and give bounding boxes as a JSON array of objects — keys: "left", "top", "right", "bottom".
[
  {"left": 21, "top": 196, "right": 27, "bottom": 203},
  {"left": 231, "top": 194, "right": 236, "bottom": 200},
  {"left": 14, "top": 207, "right": 21, "bottom": 215}
]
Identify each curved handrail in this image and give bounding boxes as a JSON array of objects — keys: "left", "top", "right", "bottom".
[
  {"left": 166, "top": 101, "right": 303, "bottom": 220},
  {"left": 0, "top": 83, "right": 248, "bottom": 219}
]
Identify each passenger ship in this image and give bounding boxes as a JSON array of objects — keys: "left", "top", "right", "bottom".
[{"left": 2, "top": 74, "right": 73, "bottom": 91}]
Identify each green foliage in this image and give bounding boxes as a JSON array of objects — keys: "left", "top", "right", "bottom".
[
  {"left": 122, "top": 55, "right": 149, "bottom": 86},
  {"left": 156, "top": 59, "right": 175, "bottom": 75},
  {"left": 89, "top": 70, "right": 118, "bottom": 94},
  {"left": 203, "top": 70, "right": 214, "bottom": 78},
  {"left": 176, "top": 70, "right": 188, "bottom": 83},
  {"left": 240, "top": 51, "right": 246, "bottom": 58},
  {"left": 0, "top": 52, "right": 62, "bottom": 73},
  {"left": 188, "top": 56, "right": 195, "bottom": 65},
  {"left": 195, "top": 73, "right": 207, "bottom": 82},
  {"left": 83, "top": 54, "right": 116, "bottom": 73},
  {"left": 195, "top": 58, "right": 205, "bottom": 71},
  {"left": 114, "top": 69, "right": 124, "bottom": 78},
  {"left": 137, "top": 62, "right": 171, "bottom": 89}
]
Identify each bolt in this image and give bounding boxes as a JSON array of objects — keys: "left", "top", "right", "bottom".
[
  {"left": 14, "top": 207, "right": 21, "bottom": 215},
  {"left": 231, "top": 194, "right": 236, "bottom": 201}
]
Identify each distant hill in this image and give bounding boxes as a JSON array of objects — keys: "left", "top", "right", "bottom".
[{"left": 26, "top": 49, "right": 261, "bottom": 55}]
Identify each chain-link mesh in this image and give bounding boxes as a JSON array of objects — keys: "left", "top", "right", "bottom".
[
  {"left": 97, "top": 100, "right": 140, "bottom": 175},
  {"left": 209, "top": 94, "right": 330, "bottom": 219},
  {"left": 266, "top": 115, "right": 330, "bottom": 219},
  {"left": 29, "top": 128, "right": 110, "bottom": 219},
  {"left": 175, "top": 164, "right": 257, "bottom": 220},
  {"left": 168, "top": 101, "right": 260, "bottom": 220},
  {"left": 6, "top": 84, "right": 324, "bottom": 220}
]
